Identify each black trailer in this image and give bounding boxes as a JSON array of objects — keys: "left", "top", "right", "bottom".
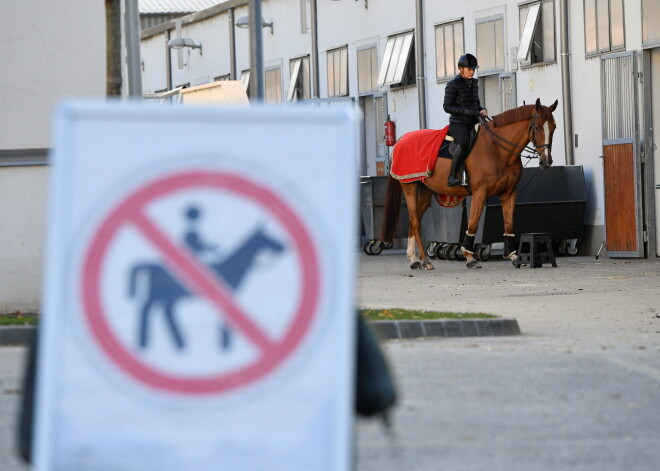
[{"left": 481, "top": 165, "right": 588, "bottom": 255}]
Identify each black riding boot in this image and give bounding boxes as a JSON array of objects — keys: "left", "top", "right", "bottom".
[{"left": 447, "top": 145, "right": 464, "bottom": 187}]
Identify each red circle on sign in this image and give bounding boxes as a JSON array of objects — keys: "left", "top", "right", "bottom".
[{"left": 81, "top": 170, "right": 321, "bottom": 394}]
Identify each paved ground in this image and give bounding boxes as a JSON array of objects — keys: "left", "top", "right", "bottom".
[
  {"left": 354, "top": 252, "right": 660, "bottom": 471},
  {"left": 1, "top": 252, "right": 659, "bottom": 470}
]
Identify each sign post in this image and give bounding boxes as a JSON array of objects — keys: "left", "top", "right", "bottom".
[{"left": 35, "top": 103, "right": 358, "bottom": 470}]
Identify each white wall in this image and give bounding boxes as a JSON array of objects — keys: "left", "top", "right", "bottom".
[
  {"left": 0, "top": 1, "right": 106, "bottom": 149},
  {"left": 0, "top": 1, "right": 106, "bottom": 312}
]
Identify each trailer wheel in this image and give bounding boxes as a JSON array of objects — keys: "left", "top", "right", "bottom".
[
  {"left": 477, "top": 245, "right": 491, "bottom": 262},
  {"left": 426, "top": 242, "right": 438, "bottom": 259},
  {"left": 369, "top": 240, "right": 383, "bottom": 255}
]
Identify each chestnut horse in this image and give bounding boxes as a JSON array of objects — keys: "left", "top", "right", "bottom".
[{"left": 380, "top": 98, "right": 558, "bottom": 269}]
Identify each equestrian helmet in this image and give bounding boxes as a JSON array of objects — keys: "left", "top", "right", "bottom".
[{"left": 457, "top": 53, "right": 479, "bottom": 69}]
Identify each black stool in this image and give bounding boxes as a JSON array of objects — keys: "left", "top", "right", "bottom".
[{"left": 514, "top": 233, "right": 557, "bottom": 268}]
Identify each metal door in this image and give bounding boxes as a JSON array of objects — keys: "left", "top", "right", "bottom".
[
  {"left": 601, "top": 52, "right": 645, "bottom": 257},
  {"left": 643, "top": 48, "right": 659, "bottom": 257},
  {"left": 500, "top": 73, "right": 517, "bottom": 112}
]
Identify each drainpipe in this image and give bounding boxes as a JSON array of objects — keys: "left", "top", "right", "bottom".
[
  {"left": 165, "top": 29, "right": 172, "bottom": 90},
  {"left": 249, "top": 0, "right": 265, "bottom": 100},
  {"left": 229, "top": 8, "right": 237, "bottom": 80},
  {"left": 310, "top": 0, "right": 320, "bottom": 98},
  {"left": 124, "top": 0, "right": 143, "bottom": 98},
  {"left": 415, "top": 0, "right": 427, "bottom": 129},
  {"left": 560, "top": 0, "right": 574, "bottom": 165}
]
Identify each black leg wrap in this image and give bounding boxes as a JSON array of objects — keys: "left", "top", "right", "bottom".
[
  {"left": 503, "top": 235, "right": 517, "bottom": 258},
  {"left": 462, "top": 233, "right": 475, "bottom": 254}
]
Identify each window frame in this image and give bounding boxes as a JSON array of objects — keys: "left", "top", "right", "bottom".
[
  {"left": 435, "top": 18, "right": 464, "bottom": 83},
  {"left": 583, "top": 0, "right": 625, "bottom": 58},
  {"left": 642, "top": 0, "right": 660, "bottom": 48},
  {"left": 326, "top": 46, "right": 349, "bottom": 97},
  {"left": 357, "top": 45, "right": 379, "bottom": 95},
  {"left": 376, "top": 31, "right": 416, "bottom": 88},
  {"left": 475, "top": 16, "right": 506, "bottom": 75},
  {"left": 286, "top": 55, "right": 311, "bottom": 102},
  {"left": 517, "top": 0, "right": 557, "bottom": 67},
  {"left": 265, "top": 66, "right": 282, "bottom": 103}
]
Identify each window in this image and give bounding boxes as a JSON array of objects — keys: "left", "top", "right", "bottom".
[
  {"left": 376, "top": 31, "right": 415, "bottom": 87},
  {"left": 265, "top": 67, "right": 282, "bottom": 103},
  {"left": 357, "top": 46, "right": 378, "bottom": 93},
  {"left": 584, "top": 0, "right": 625, "bottom": 56},
  {"left": 287, "top": 56, "right": 311, "bottom": 102},
  {"left": 518, "top": 1, "right": 556, "bottom": 65},
  {"left": 435, "top": 20, "right": 464, "bottom": 81},
  {"left": 240, "top": 69, "right": 251, "bottom": 95},
  {"left": 214, "top": 74, "right": 231, "bottom": 81},
  {"left": 642, "top": 0, "right": 660, "bottom": 46},
  {"left": 327, "top": 46, "right": 349, "bottom": 97},
  {"left": 476, "top": 17, "right": 505, "bottom": 73}
]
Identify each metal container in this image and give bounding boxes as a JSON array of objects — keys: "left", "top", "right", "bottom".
[
  {"left": 360, "top": 176, "right": 409, "bottom": 249},
  {"left": 481, "top": 165, "right": 588, "bottom": 248}
]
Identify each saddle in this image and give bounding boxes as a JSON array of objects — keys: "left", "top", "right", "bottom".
[{"left": 438, "top": 125, "right": 479, "bottom": 160}]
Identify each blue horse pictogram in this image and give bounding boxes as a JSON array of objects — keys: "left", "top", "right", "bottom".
[{"left": 128, "top": 225, "right": 285, "bottom": 351}]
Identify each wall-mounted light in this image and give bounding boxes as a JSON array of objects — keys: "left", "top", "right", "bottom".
[
  {"left": 167, "top": 38, "right": 203, "bottom": 54},
  {"left": 235, "top": 15, "right": 274, "bottom": 34}
]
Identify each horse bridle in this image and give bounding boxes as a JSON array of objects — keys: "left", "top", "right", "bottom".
[{"left": 479, "top": 114, "right": 551, "bottom": 160}]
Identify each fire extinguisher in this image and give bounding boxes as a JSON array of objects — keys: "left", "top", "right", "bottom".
[{"left": 384, "top": 115, "right": 396, "bottom": 147}]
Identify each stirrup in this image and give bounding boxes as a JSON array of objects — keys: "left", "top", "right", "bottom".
[{"left": 447, "top": 175, "right": 461, "bottom": 187}]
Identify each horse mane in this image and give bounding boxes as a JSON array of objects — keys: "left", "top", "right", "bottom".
[{"left": 491, "top": 104, "right": 536, "bottom": 128}]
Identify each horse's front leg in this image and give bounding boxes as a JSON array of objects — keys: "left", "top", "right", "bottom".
[
  {"left": 500, "top": 191, "right": 518, "bottom": 262},
  {"left": 460, "top": 191, "right": 486, "bottom": 269}
]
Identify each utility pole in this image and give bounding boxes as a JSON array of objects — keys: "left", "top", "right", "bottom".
[
  {"left": 249, "top": 0, "right": 265, "bottom": 101},
  {"left": 124, "top": 0, "right": 143, "bottom": 98},
  {"left": 105, "top": 0, "right": 122, "bottom": 96}
]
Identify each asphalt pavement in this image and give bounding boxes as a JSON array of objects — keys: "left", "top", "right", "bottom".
[{"left": 1, "top": 251, "right": 660, "bottom": 470}]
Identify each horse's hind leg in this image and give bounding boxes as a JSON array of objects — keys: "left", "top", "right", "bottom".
[
  {"left": 163, "top": 303, "right": 185, "bottom": 349},
  {"left": 402, "top": 183, "right": 433, "bottom": 270},
  {"left": 138, "top": 301, "right": 153, "bottom": 348},
  {"left": 416, "top": 186, "right": 434, "bottom": 269}
]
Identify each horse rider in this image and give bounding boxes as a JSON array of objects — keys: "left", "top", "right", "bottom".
[
  {"left": 184, "top": 205, "right": 220, "bottom": 262},
  {"left": 443, "top": 53, "right": 489, "bottom": 187}
]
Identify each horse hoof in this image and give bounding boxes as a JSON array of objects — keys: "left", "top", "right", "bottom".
[
  {"left": 466, "top": 260, "right": 482, "bottom": 269},
  {"left": 410, "top": 261, "right": 422, "bottom": 269},
  {"left": 421, "top": 260, "right": 434, "bottom": 270}
]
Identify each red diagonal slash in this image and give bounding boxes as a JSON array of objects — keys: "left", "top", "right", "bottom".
[
  {"left": 81, "top": 170, "right": 320, "bottom": 394},
  {"left": 128, "top": 208, "right": 278, "bottom": 354}
]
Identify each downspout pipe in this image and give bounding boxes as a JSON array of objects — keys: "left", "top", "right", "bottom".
[
  {"left": 249, "top": 0, "right": 265, "bottom": 101},
  {"left": 229, "top": 8, "right": 237, "bottom": 80},
  {"left": 124, "top": 0, "right": 143, "bottom": 98},
  {"left": 560, "top": 0, "right": 574, "bottom": 165},
  {"left": 415, "top": 0, "right": 427, "bottom": 129},
  {"left": 310, "top": 0, "right": 320, "bottom": 98}
]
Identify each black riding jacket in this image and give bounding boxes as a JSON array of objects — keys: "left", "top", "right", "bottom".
[{"left": 443, "top": 74, "right": 484, "bottom": 125}]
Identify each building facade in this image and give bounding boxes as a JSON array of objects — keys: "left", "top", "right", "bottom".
[{"left": 141, "top": 0, "right": 660, "bottom": 259}]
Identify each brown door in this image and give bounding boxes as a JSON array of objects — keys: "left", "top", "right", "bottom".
[
  {"left": 603, "top": 143, "right": 642, "bottom": 254},
  {"left": 601, "top": 53, "right": 645, "bottom": 257}
]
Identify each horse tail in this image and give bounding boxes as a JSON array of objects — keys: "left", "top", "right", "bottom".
[
  {"left": 379, "top": 175, "right": 402, "bottom": 243},
  {"left": 129, "top": 264, "right": 149, "bottom": 298}
]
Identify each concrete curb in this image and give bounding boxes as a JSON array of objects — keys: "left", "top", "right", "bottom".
[
  {"left": 0, "top": 326, "right": 36, "bottom": 346},
  {"left": 370, "top": 318, "right": 521, "bottom": 340},
  {"left": 0, "top": 318, "right": 521, "bottom": 346}
]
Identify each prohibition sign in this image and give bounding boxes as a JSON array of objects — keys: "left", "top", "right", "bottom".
[{"left": 80, "top": 170, "right": 321, "bottom": 394}]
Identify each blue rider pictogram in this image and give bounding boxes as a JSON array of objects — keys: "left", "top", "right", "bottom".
[{"left": 128, "top": 205, "right": 286, "bottom": 351}]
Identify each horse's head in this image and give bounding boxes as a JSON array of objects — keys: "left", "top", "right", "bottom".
[
  {"left": 253, "top": 227, "right": 286, "bottom": 254},
  {"left": 529, "top": 98, "right": 558, "bottom": 169}
]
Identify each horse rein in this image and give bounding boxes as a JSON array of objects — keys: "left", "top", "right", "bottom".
[{"left": 479, "top": 115, "right": 550, "bottom": 160}]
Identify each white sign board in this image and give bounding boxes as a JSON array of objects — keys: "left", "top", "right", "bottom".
[{"left": 35, "top": 102, "right": 358, "bottom": 470}]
